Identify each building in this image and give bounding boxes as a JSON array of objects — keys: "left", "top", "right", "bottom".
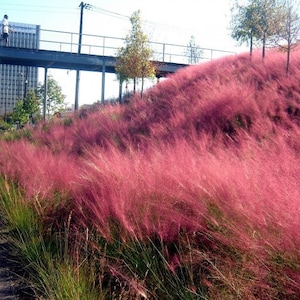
[{"left": 0, "top": 21, "right": 40, "bottom": 116}]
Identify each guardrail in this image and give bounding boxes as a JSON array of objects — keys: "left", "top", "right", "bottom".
[{"left": 37, "top": 29, "right": 236, "bottom": 65}]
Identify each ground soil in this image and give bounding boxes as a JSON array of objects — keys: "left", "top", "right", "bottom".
[
  {"left": 0, "top": 226, "right": 34, "bottom": 299},
  {"left": 0, "top": 227, "right": 21, "bottom": 299}
]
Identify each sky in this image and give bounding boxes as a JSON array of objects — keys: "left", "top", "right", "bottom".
[{"left": 0, "top": 0, "right": 249, "bottom": 107}]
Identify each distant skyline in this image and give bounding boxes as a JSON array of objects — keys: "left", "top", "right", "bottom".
[{"left": 0, "top": 0, "right": 248, "bottom": 106}]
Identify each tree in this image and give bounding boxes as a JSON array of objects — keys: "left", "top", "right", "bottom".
[
  {"left": 11, "top": 90, "right": 41, "bottom": 126},
  {"left": 36, "top": 75, "right": 66, "bottom": 118},
  {"left": 231, "top": 0, "right": 286, "bottom": 59},
  {"left": 230, "top": 0, "right": 261, "bottom": 59},
  {"left": 116, "top": 69, "right": 130, "bottom": 104},
  {"left": 184, "top": 35, "right": 203, "bottom": 64},
  {"left": 275, "top": 0, "right": 300, "bottom": 75},
  {"left": 116, "top": 10, "right": 156, "bottom": 99},
  {"left": 255, "top": 0, "right": 286, "bottom": 58}
]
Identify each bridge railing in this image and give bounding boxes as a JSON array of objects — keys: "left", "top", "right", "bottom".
[{"left": 38, "top": 29, "right": 236, "bottom": 65}]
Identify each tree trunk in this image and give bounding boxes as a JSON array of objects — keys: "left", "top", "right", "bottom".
[
  {"left": 262, "top": 34, "right": 266, "bottom": 60},
  {"left": 286, "top": 45, "right": 291, "bottom": 76},
  {"left": 118, "top": 80, "right": 123, "bottom": 104},
  {"left": 141, "top": 76, "right": 144, "bottom": 99},
  {"left": 133, "top": 77, "right": 136, "bottom": 94},
  {"left": 250, "top": 34, "right": 253, "bottom": 61}
]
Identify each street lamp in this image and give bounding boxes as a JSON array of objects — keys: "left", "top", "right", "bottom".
[
  {"left": 5, "top": 83, "right": 9, "bottom": 122},
  {"left": 18, "top": 72, "right": 23, "bottom": 99},
  {"left": 24, "top": 78, "right": 28, "bottom": 100},
  {"left": 24, "top": 67, "right": 29, "bottom": 100}
]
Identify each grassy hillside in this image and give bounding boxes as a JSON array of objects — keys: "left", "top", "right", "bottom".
[
  {"left": 1, "top": 48, "right": 300, "bottom": 299},
  {"left": 17, "top": 48, "right": 300, "bottom": 153}
]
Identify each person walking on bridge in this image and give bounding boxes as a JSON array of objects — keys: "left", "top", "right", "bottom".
[{"left": 2, "top": 15, "right": 13, "bottom": 46}]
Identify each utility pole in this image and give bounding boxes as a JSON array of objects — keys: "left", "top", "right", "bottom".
[
  {"left": 23, "top": 66, "right": 29, "bottom": 100},
  {"left": 74, "top": 2, "right": 91, "bottom": 110}
]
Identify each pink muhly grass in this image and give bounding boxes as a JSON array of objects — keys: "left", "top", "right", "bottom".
[
  {"left": 127, "top": 49, "right": 300, "bottom": 145},
  {"left": 0, "top": 48, "right": 300, "bottom": 248},
  {"left": 29, "top": 104, "right": 127, "bottom": 155},
  {"left": 70, "top": 128, "right": 300, "bottom": 253},
  {"left": 196, "top": 131, "right": 300, "bottom": 254},
  {"left": 72, "top": 143, "right": 209, "bottom": 242},
  {"left": 30, "top": 121, "right": 75, "bottom": 154},
  {"left": 0, "top": 140, "right": 80, "bottom": 203},
  {"left": 69, "top": 131, "right": 300, "bottom": 296},
  {"left": 1, "top": 47, "right": 300, "bottom": 297},
  {"left": 69, "top": 107, "right": 128, "bottom": 154},
  {"left": 13, "top": 48, "right": 300, "bottom": 156}
]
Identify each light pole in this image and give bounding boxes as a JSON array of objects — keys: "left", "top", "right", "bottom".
[
  {"left": 23, "top": 66, "right": 29, "bottom": 100},
  {"left": 18, "top": 72, "right": 23, "bottom": 99},
  {"left": 5, "top": 83, "right": 9, "bottom": 123},
  {"left": 74, "top": 2, "right": 91, "bottom": 110}
]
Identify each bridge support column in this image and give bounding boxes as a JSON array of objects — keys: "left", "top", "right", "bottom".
[
  {"left": 75, "top": 70, "right": 80, "bottom": 110},
  {"left": 43, "top": 68, "right": 48, "bottom": 121},
  {"left": 101, "top": 60, "right": 105, "bottom": 104}
]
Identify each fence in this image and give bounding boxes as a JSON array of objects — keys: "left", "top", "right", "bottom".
[{"left": 37, "top": 29, "right": 236, "bottom": 64}]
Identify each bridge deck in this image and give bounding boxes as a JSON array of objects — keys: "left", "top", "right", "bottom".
[{"left": 0, "top": 46, "right": 188, "bottom": 76}]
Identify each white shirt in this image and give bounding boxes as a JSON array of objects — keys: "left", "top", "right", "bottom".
[{"left": 2, "top": 18, "right": 8, "bottom": 34}]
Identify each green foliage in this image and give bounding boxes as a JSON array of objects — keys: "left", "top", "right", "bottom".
[
  {"left": 230, "top": 1, "right": 261, "bottom": 48},
  {"left": 11, "top": 100, "right": 29, "bottom": 125},
  {"left": 0, "top": 128, "right": 33, "bottom": 142},
  {"left": 231, "top": 0, "right": 287, "bottom": 58},
  {"left": 11, "top": 90, "right": 41, "bottom": 126},
  {"left": 36, "top": 75, "right": 66, "bottom": 118},
  {"left": 0, "top": 178, "right": 101, "bottom": 300},
  {"left": 22, "top": 90, "right": 41, "bottom": 119},
  {"left": 0, "top": 117, "right": 11, "bottom": 131},
  {"left": 0, "top": 177, "right": 207, "bottom": 299},
  {"left": 114, "top": 236, "right": 207, "bottom": 299},
  {"left": 255, "top": 0, "right": 287, "bottom": 57},
  {"left": 63, "top": 117, "right": 73, "bottom": 127},
  {"left": 116, "top": 10, "right": 156, "bottom": 94}
]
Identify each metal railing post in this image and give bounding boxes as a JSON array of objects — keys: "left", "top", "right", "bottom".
[
  {"left": 71, "top": 33, "right": 73, "bottom": 53},
  {"left": 103, "top": 36, "right": 105, "bottom": 56},
  {"left": 43, "top": 68, "right": 47, "bottom": 121}
]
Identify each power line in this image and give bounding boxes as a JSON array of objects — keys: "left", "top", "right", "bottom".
[
  {"left": 90, "top": 5, "right": 190, "bottom": 33},
  {"left": 90, "top": 6, "right": 130, "bottom": 21},
  {"left": 0, "top": 2, "right": 78, "bottom": 15},
  {"left": 0, "top": 2, "right": 232, "bottom": 39},
  {"left": 89, "top": 5, "right": 231, "bottom": 38}
]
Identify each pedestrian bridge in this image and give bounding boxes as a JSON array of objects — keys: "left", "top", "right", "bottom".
[
  {"left": 0, "top": 28, "right": 236, "bottom": 109},
  {"left": 0, "top": 28, "right": 235, "bottom": 70},
  {"left": 0, "top": 46, "right": 187, "bottom": 76}
]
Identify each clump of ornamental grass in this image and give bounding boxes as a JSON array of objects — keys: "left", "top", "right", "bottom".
[
  {"left": 69, "top": 129, "right": 300, "bottom": 298},
  {"left": 0, "top": 177, "right": 104, "bottom": 300},
  {"left": 1, "top": 48, "right": 300, "bottom": 298},
  {"left": 0, "top": 140, "right": 80, "bottom": 204},
  {"left": 7, "top": 48, "right": 300, "bottom": 157}
]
